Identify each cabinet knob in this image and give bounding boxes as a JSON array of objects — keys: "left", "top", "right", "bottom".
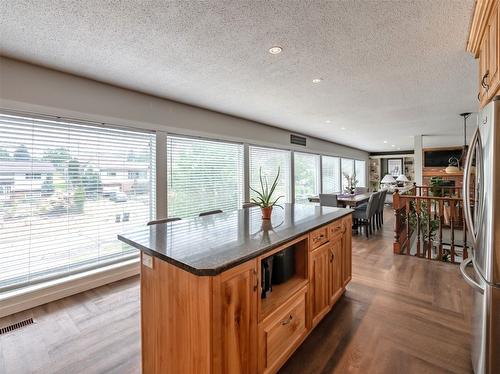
[{"left": 281, "top": 315, "right": 293, "bottom": 325}]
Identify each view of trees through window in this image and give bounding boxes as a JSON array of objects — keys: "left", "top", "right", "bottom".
[
  {"left": 167, "top": 136, "right": 244, "bottom": 218},
  {"left": 322, "top": 156, "right": 341, "bottom": 193},
  {"left": 0, "top": 112, "right": 368, "bottom": 291},
  {"left": 355, "top": 160, "right": 366, "bottom": 187},
  {"left": 341, "top": 158, "right": 355, "bottom": 191},
  {"left": 294, "top": 153, "right": 320, "bottom": 203},
  {"left": 0, "top": 114, "right": 155, "bottom": 290},
  {"left": 249, "top": 146, "right": 291, "bottom": 204}
]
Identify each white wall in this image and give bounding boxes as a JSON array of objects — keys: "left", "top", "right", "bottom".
[{"left": 0, "top": 57, "right": 368, "bottom": 162}]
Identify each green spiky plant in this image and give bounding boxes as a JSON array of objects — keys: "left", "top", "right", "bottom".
[{"left": 249, "top": 167, "right": 284, "bottom": 208}]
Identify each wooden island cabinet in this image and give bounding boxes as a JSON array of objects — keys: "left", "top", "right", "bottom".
[{"left": 118, "top": 204, "right": 353, "bottom": 374}]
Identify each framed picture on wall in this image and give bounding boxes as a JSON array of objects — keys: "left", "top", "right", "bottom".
[{"left": 387, "top": 158, "right": 403, "bottom": 177}]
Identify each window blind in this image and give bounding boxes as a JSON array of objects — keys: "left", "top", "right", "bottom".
[
  {"left": 294, "top": 152, "right": 320, "bottom": 203},
  {"left": 321, "top": 156, "right": 340, "bottom": 194},
  {"left": 0, "top": 113, "right": 156, "bottom": 291},
  {"left": 341, "top": 158, "right": 355, "bottom": 190},
  {"left": 166, "top": 135, "right": 244, "bottom": 218},
  {"left": 249, "top": 146, "right": 291, "bottom": 204},
  {"left": 355, "top": 160, "right": 366, "bottom": 187}
]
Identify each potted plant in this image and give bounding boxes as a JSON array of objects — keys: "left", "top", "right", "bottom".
[{"left": 249, "top": 167, "right": 284, "bottom": 220}]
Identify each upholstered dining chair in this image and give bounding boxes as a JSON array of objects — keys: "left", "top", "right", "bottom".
[
  {"left": 353, "top": 192, "right": 380, "bottom": 238},
  {"left": 147, "top": 217, "right": 181, "bottom": 226},
  {"left": 319, "top": 194, "right": 338, "bottom": 207},
  {"left": 376, "top": 189, "right": 388, "bottom": 229}
]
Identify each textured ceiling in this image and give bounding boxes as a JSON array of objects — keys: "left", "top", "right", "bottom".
[{"left": 0, "top": 0, "right": 477, "bottom": 152}]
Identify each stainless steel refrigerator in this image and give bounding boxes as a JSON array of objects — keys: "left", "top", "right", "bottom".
[{"left": 461, "top": 97, "right": 500, "bottom": 374}]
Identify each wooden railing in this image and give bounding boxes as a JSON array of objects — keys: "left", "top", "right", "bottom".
[{"left": 392, "top": 185, "right": 468, "bottom": 264}]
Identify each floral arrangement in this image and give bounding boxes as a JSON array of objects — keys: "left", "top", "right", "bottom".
[{"left": 342, "top": 172, "right": 358, "bottom": 194}]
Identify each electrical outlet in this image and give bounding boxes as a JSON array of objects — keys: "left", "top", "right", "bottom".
[{"left": 142, "top": 253, "right": 153, "bottom": 269}]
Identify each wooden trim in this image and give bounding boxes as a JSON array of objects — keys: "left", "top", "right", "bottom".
[{"left": 467, "top": 0, "right": 497, "bottom": 56}]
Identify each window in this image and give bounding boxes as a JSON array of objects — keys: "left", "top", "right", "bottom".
[
  {"left": 321, "top": 156, "right": 340, "bottom": 193},
  {"left": 294, "top": 152, "right": 320, "bottom": 203},
  {"left": 167, "top": 135, "right": 244, "bottom": 218},
  {"left": 341, "top": 158, "right": 355, "bottom": 191},
  {"left": 249, "top": 146, "right": 291, "bottom": 204},
  {"left": 355, "top": 160, "right": 366, "bottom": 187},
  {"left": 0, "top": 113, "right": 156, "bottom": 291}
]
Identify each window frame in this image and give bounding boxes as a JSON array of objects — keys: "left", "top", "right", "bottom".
[{"left": 166, "top": 133, "right": 245, "bottom": 219}]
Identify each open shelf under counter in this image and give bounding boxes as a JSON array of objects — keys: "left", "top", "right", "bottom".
[
  {"left": 260, "top": 275, "right": 308, "bottom": 320},
  {"left": 257, "top": 234, "right": 309, "bottom": 321}
]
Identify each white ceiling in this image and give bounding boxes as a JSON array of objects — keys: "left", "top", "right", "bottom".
[{"left": 0, "top": 0, "right": 478, "bottom": 152}]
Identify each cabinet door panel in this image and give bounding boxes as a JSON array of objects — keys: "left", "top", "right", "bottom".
[
  {"left": 489, "top": 3, "right": 499, "bottom": 96},
  {"left": 328, "top": 240, "right": 343, "bottom": 305},
  {"left": 479, "top": 31, "right": 490, "bottom": 107},
  {"left": 214, "top": 261, "right": 258, "bottom": 374},
  {"left": 309, "top": 244, "right": 330, "bottom": 326},
  {"left": 342, "top": 216, "right": 353, "bottom": 287}
]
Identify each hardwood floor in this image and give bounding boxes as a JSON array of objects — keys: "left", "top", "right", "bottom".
[{"left": 0, "top": 208, "right": 473, "bottom": 374}]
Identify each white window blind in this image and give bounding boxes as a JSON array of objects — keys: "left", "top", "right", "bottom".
[
  {"left": 167, "top": 135, "right": 244, "bottom": 218},
  {"left": 341, "top": 158, "right": 355, "bottom": 190},
  {"left": 294, "top": 152, "right": 320, "bottom": 203},
  {"left": 0, "top": 113, "right": 156, "bottom": 291},
  {"left": 321, "top": 156, "right": 340, "bottom": 194},
  {"left": 249, "top": 146, "right": 291, "bottom": 204},
  {"left": 355, "top": 160, "right": 366, "bottom": 187}
]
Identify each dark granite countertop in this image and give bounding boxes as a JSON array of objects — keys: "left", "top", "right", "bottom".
[{"left": 118, "top": 203, "right": 353, "bottom": 276}]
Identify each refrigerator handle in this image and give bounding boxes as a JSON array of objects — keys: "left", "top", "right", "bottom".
[
  {"left": 463, "top": 126, "right": 481, "bottom": 248},
  {"left": 460, "top": 258, "right": 485, "bottom": 294}
]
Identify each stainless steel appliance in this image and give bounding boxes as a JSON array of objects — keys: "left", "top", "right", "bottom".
[{"left": 461, "top": 97, "right": 500, "bottom": 374}]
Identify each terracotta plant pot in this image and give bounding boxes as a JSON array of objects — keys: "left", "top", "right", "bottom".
[{"left": 261, "top": 206, "right": 273, "bottom": 220}]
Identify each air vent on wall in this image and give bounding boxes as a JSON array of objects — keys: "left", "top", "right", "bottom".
[
  {"left": 0, "top": 318, "right": 34, "bottom": 335},
  {"left": 290, "top": 134, "right": 307, "bottom": 146}
]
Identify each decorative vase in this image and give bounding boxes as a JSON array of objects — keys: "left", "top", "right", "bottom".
[{"left": 261, "top": 206, "right": 273, "bottom": 220}]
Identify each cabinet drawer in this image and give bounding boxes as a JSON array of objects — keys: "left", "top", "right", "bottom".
[
  {"left": 258, "top": 288, "right": 308, "bottom": 374},
  {"left": 309, "top": 226, "right": 328, "bottom": 249},
  {"left": 329, "top": 219, "right": 344, "bottom": 238}
]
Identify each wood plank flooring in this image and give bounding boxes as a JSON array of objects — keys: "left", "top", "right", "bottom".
[{"left": 0, "top": 208, "right": 473, "bottom": 374}]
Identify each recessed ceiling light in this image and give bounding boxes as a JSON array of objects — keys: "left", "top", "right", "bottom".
[
  {"left": 397, "top": 147, "right": 401, "bottom": 150},
  {"left": 312, "top": 78, "right": 323, "bottom": 83},
  {"left": 383, "top": 140, "right": 388, "bottom": 144},
  {"left": 268, "top": 46, "right": 282, "bottom": 54},
  {"left": 391, "top": 144, "right": 396, "bottom": 147},
  {"left": 325, "top": 120, "right": 331, "bottom": 124},
  {"left": 341, "top": 127, "right": 346, "bottom": 130}
]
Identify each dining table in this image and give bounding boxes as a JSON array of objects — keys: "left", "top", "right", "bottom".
[{"left": 308, "top": 192, "right": 372, "bottom": 208}]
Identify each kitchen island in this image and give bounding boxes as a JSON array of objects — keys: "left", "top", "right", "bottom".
[{"left": 118, "top": 203, "right": 353, "bottom": 374}]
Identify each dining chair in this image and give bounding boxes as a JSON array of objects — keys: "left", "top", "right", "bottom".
[
  {"left": 355, "top": 187, "right": 369, "bottom": 194},
  {"left": 199, "top": 209, "right": 223, "bottom": 217},
  {"left": 353, "top": 192, "right": 379, "bottom": 238},
  {"left": 147, "top": 217, "right": 181, "bottom": 226},
  {"left": 319, "top": 194, "right": 338, "bottom": 207},
  {"left": 376, "top": 189, "right": 388, "bottom": 228}
]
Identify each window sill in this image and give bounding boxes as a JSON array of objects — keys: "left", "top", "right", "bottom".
[{"left": 0, "top": 258, "right": 140, "bottom": 318}]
